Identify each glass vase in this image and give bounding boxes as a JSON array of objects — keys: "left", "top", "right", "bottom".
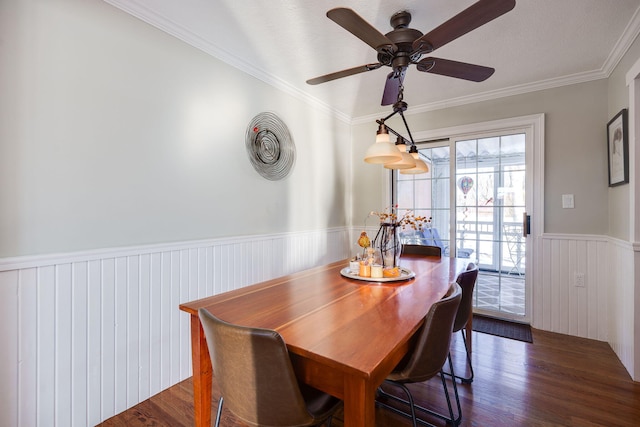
[{"left": 373, "top": 223, "right": 401, "bottom": 269}]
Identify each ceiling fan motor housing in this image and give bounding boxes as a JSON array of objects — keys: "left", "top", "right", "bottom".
[{"left": 380, "top": 11, "right": 424, "bottom": 69}]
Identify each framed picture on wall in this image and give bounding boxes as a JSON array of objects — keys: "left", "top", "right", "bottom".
[{"left": 607, "top": 108, "right": 629, "bottom": 187}]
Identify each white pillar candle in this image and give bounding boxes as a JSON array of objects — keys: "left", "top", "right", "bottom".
[{"left": 371, "top": 264, "right": 383, "bottom": 278}]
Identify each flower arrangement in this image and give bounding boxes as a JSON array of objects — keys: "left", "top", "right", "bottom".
[{"left": 368, "top": 205, "right": 430, "bottom": 231}]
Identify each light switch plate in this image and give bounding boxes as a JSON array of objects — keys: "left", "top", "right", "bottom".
[{"left": 562, "top": 194, "right": 574, "bottom": 209}]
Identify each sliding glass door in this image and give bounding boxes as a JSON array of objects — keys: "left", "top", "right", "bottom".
[
  {"left": 455, "top": 134, "right": 527, "bottom": 317},
  {"left": 396, "top": 129, "right": 531, "bottom": 321}
]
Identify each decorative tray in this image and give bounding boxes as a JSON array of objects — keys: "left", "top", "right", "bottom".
[{"left": 339, "top": 267, "right": 415, "bottom": 283}]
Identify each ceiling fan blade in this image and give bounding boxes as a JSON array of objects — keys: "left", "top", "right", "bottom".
[
  {"left": 416, "top": 57, "right": 495, "bottom": 82},
  {"left": 306, "top": 63, "right": 382, "bottom": 85},
  {"left": 381, "top": 68, "right": 407, "bottom": 106},
  {"left": 412, "top": 0, "right": 515, "bottom": 54},
  {"left": 327, "top": 8, "right": 397, "bottom": 53}
]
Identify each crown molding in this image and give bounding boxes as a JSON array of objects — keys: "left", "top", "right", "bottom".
[
  {"left": 352, "top": 69, "right": 607, "bottom": 125},
  {"left": 602, "top": 5, "right": 640, "bottom": 76},
  {"left": 105, "top": 0, "right": 640, "bottom": 126}
]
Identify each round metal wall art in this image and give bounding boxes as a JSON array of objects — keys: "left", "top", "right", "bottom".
[{"left": 245, "top": 112, "right": 295, "bottom": 180}]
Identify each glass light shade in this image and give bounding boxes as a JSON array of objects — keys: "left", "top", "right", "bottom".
[
  {"left": 375, "top": 124, "right": 391, "bottom": 144},
  {"left": 384, "top": 152, "right": 416, "bottom": 169},
  {"left": 364, "top": 141, "right": 402, "bottom": 164},
  {"left": 399, "top": 158, "right": 429, "bottom": 174},
  {"left": 376, "top": 131, "right": 391, "bottom": 144},
  {"left": 395, "top": 136, "right": 407, "bottom": 153}
]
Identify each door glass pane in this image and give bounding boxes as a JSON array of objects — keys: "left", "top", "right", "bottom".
[
  {"left": 397, "top": 146, "right": 450, "bottom": 255},
  {"left": 456, "top": 134, "right": 526, "bottom": 317}
]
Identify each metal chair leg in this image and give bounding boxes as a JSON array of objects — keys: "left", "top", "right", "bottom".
[
  {"left": 377, "top": 382, "right": 418, "bottom": 427},
  {"left": 444, "top": 353, "right": 463, "bottom": 425},
  {"left": 459, "top": 329, "right": 475, "bottom": 383},
  {"left": 214, "top": 396, "right": 224, "bottom": 427},
  {"left": 443, "top": 330, "right": 475, "bottom": 383},
  {"left": 376, "top": 367, "right": 462, "bottom": 427}
]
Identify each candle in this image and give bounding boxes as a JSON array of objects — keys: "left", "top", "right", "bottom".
[
  {"left": 371, "top": 264, "right": 383, "bottom": 278},
  {"left": 349, "top": 261, "right": 360, "bottom": 274},
  {"left": 359, "top": 261, "right": 371, "bottom": 277}
]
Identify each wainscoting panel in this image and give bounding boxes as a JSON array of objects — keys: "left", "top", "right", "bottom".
[
  {"left": 535, "top": 234, "right": 610, "bottom": 341},
  {"left": 608, "top": 238, "right": 636, "bottom": 379},
  {"left": 0, "top": 228, "right": 350, "bottom": 427}
]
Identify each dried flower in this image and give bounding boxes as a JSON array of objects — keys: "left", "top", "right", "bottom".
[{"left": 369, "top": 205, "right": 429, "bottom": 231}]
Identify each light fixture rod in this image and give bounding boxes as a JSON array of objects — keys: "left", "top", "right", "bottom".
[
  {"left": 379, "top": 108, "right": 400, "bottom": 122},
  {"left": 376, "top": 121, "right": 406, "bottom": 144},
  {"left": 398, "top": 110, "right": 415, "bottom": 146},
  {"left": 375, "top": 114, "right": 414, "bottom": 146}
]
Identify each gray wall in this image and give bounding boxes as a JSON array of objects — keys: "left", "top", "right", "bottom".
[
  {"left": 0, "top": 0, "right": 351, "bottom": 257},
  {"left": 606, "top": 33, "right": 640, "bottom": 240},
  {"left": 352, "top": 80, "right": 610, "bottom": 236}
]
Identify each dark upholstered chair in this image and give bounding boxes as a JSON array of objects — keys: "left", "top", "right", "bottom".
[
  {"left": 402, "top": 244, "right": 442, "bottom": 257},
  {"left": 198, "top": 308, "right": 342, "bottom": 427},
  {"left": 445, "top": 262, "right": 479, "bottom": 384},
  {"left": 376, "top": 283, "right": 463, "bottom": 427}
]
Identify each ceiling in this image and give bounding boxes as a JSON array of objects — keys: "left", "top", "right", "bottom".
[{"left": 105, "top": 0, "right": 640, "bottom": 121}]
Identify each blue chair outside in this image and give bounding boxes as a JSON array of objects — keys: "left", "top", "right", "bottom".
[{"left": 400, "top": 228, "right": 474, "bottom": 258}]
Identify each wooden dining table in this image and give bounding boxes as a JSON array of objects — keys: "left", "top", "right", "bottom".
[{"left": 179, "top": 255, "right": 469, "bottom": 427}]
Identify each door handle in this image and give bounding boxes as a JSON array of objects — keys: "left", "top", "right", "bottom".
[{"left": 523, "top": 212, "right": 530, "bottom": 237}]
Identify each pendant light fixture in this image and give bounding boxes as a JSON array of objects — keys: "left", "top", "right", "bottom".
[
  {"left": 395, "top": 136, "right": 407, "bottom": 153},
  {"left": 385, "top": 137, "right": 415, "bottom": 169},
  {"left": 400, "top": 144, "right": 429, "bottom": 174},
  {"left": 365, "top": 81, "right": 426, "bottom": 174},
  {"left": 400, "top": 157, "right": 429, "bottom": 174},
  {"left": 364, "top": 123, "right": 402, "bottom": 164}
]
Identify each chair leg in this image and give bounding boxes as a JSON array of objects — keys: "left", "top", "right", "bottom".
[
  {"left": 377, "top": 382, "right": 418, "bottom": 427},
  {"left": 377, "top": 375, "right": 461, "bottom": 427},
  {"left": 444, "top": 354, "right": 463, "bottom": 425},
  {"left": 443, "top": 330, "right": 475, "bottom": 383},
  {"left": 459, "top": 329, "right": 475, "bottom": 383},
  {"left": 214, "top": 396, "right": 224, "bottom": 427}
]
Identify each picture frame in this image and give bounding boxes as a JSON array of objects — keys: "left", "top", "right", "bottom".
[{"left": 607, "top": 108, "right": 629, "bottom": 187}]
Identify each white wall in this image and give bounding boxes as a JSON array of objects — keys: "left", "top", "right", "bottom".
[
  {"left": 535, "top": 234, "right": 610, "bottom": 340},
  {"left": 0, "top": 0, "right": 351, "bottom": 258}
]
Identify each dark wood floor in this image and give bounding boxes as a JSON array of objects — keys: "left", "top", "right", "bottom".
[{"left": 100, "top": 329, "right": 640, "bottom": 426}]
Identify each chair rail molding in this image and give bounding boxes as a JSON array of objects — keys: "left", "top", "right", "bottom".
[{"left": 0, "top": 227, "right": 350, "bottom": 427}]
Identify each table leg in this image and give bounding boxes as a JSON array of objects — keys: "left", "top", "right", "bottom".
[
  {"left": 190, "top": 314, "right": 213, "bottom": 427},
  {"left": 343, "top": 377, "right": 376, "bottom": 427}
]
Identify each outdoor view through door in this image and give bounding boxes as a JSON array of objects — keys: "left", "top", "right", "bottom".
[{"left": 397, "top": 133, "right": 527, "bottom": 318}]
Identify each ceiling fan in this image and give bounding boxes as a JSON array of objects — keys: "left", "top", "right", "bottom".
[{"left": 306, "top": 0, "right": 516, "bottom": 105}]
